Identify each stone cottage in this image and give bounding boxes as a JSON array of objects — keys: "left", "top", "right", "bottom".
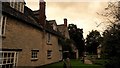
[
  {"left": 57, "top": 18, "right": 78, "bottom": 59},
  {"left": 0, "top": 0, "right": 63, "bottom": 68}
]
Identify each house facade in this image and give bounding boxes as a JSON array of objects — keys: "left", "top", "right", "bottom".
[
  {"left": 57, "top": 18, "right": 78, "bottom": 59},
  {"left": 57, "top": 18, "right": 70, "bottom": 39},
  {"left": 0, "top": 0, "right": 62, "bottom": 68}
]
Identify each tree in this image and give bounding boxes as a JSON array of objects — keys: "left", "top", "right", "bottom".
[
  {"left": 98, "top": 1, "right": 120, "bottom": 68},
  {"left": 97, "top": 1, "right": 120, "bottom": 23},
  {"left": 102, "top": 23, "right": 120, "bottom": 68},
  {"left": 68, "top": 24, "right": 85, "bottom": 57},
  {"left": 86, "top": 30, "right": 102, "bottom": 54}
]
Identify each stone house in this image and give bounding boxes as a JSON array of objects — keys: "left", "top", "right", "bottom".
[
  {"left": 57, "top": 18, "right": 70, "bottom": 39},
  {"left": 0, "top": 0, "right": 63, "bottom": 68},
  {"left": 57, "top": 19, "right": 78, "bottom": 59}
]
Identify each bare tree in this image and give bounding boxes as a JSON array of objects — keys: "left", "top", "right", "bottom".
[
  {"left": 98, "top": 1, "right": 120, "bottom": 68},
  {"left": 97, "top": 1, "right": 120, "bottom": 26}
]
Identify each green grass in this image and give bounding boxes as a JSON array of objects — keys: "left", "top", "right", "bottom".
[
  {"left": 92, "top": 59, "right": 108, "bottom": 66},
  {"left": 38, "top": 59, "right": 104, "bottom": 68},
  {"left": 70, "top": 59, "right": 103, "bottom": 68}
]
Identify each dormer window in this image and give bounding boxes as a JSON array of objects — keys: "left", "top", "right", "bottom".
[
  {"left": 9, "top": 0, "right": 25, "bottom": 13},
  {"left": 53, "top": 24, "right": 56, "bottom": 30}
]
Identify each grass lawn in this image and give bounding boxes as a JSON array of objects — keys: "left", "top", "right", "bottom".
[
  {"left": 38, "top": 59, "right": 104, "bottom": 68},
  {"left": 92, "top": 59, "right": 108, "bottom": 66}
]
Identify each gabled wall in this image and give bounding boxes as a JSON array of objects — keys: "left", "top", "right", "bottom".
[
  {"left": 1, "top": 0, "right": 62, "bottom": 67},
  {"left": 2, "top": 15, "right": 62, "bottom": 67},
  {"left": 2, "top": 16, "right": 44, "bottom": 66},
  {"left": 44, "top": 33, "right": 62, "bottom": 64}
]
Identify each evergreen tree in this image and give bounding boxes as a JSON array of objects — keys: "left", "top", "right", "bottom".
[
  {"left": 68, "top": 24, "right": 85, "bottom": 57},
  {"left": 86, "top": 30, "right": 102, "bottom": 54},
  {"left": 98, "top": 1, "right": 120, "bottom": 68}
]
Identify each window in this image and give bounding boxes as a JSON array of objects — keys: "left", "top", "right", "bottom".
[
  {"left": 9, "top": 0, "right": 24, "bottom": 13},
  {"left": 0, "top": 51, "right": 18, "bottom": 68},
  {"left": 31, "top": 50, "right": 39, "bottom": 60},
  {"left": 0, "top": 15, "right": 7, "bottom": 36},
  {"left": 47, "top": 50, "right": 52, "bottom": 59},
  {"left": 47, "top": 33, "right": 51, "bottom": 44},
  {"left": 10, "top": 0, "right": 15, "bottom": 8},
  {"left": 14, "top": 2, "right": 18, "bottom": 10},
  {"left": 53, "top": 24, "right": 56, "bottom": 30},
  {"left": 20, "top": 3, "right": 24, "bottom": 13},
  {"left": 17, "top": 2, "right": 20, "bottom": 11},
  {"left": 10, "top": 2, "right": 14, "bottom": 8}
]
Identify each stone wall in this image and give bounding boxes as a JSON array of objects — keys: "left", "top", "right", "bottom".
[{"left": 2, "top": 16, "right": 62, "bottom": 67}]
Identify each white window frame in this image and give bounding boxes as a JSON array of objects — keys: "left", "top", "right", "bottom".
[
  {"left": 10, "top": 0, "right": 15, "bottom": 8},
  {"left": 14, "top": 2, "right": 18, "bottom": 10},
  {"left": 47, "top": 33, "right": 51, "bottom": 44},
  {"left": 0, "top": 15, "right": 7, "bottom": 36},
  {"left": 0, "top": 15, "right": 2, "bottom": 36},
  {"left": 9, "top": 0, "right": 24, "bottom": 13},
  {"left": 47, "top": 50, "right": 52, "bottom": 59},
  {"left": 0, "top": 51, "right": 19, "bottom": 68},
  {"left": 19, "top": 2, "right": 22, "bottom": 12},
  {"left": 31, "top": 50, "right": 39, "bottom": 60},
  {"left": 16, "top": 2, "right": 19, "bottom": 10},
  {"left": 53, "top": 24, "right": 56, "bottom": 30},
  {"left": 19, "top": 2, "right": 24, "bottom": 13}
]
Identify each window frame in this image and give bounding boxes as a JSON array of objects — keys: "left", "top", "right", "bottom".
[
  {"left": 47, "top": 50, "right": 52, "bottom": 59},
  {"left": 21, "top": 3, "right": 24, "bottom": 13},
  {"left": 47, "top": 33, "right": 52, "bottom": 45},
  {"left": 0, "top": 51, "right": 18, "bottom": 68},
  {"left": 53, "top": 24, "right": 56, "bottom": 30},
  {"left": 0, "top": 15, "right": 7, "bottom": 36},
  {"left": 31, "top": 50, "right": 39, "bottom": 61},
  {"left": 10, "top": 0, "right": 15, "bottom": 8},
  {"left": 9, "top": 0, "right": 24, "bottom": 13}
]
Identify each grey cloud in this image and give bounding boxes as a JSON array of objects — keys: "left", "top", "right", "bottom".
[{"left": 46, "top": 2, "right": 92, "bottom": 15}]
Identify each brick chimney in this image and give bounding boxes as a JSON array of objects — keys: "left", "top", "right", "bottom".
[
  {"left": 39, "top": 0, "right": 46, "bottom": 27},
  {"left": 64, "top": 18, "right": 67, "bottom": 27}
]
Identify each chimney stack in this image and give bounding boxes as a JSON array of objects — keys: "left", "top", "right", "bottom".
[
  {"left": 64, "top": 18, "right": 67, "bottom": 27},
  {"left": 39, "top": 0, "right": 46, "bottom": 27}
]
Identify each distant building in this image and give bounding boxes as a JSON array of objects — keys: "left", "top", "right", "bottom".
[
  {"left": 57, "top": 18, "right": 70, "bottom": 39},
  {"left": 57, "top": 18, "right": 78, "bottom": 59},
  {"left": 0, "top": 0, "right": 63, "bottom": 67},
  {"left": 97, "top": 44, "right": 102, "bottom": 58}
]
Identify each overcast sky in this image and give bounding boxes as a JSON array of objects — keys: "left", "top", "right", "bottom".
[{"left": 25, "top": 0, "right": 113, "bottom": 38}]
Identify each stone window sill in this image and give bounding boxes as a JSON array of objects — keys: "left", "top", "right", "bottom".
[
  {"left": 47, "top": 57, "right": 52, "bottom": 59},
  {"left": 31, "top": 58, "right": 38, "bottom": 61},
  {"left": 47, "top": 42, "right": 52, "bottom": 45}
]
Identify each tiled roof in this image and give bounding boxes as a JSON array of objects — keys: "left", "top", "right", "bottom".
[
  {"left": 1, "top": 2, "right": 43, "bottom": 30},
  {"left": 32, "top": 10, "right": 39, "bottom": 19},
  {"left": 1, "top": 2, "right": 62, "bottom": 37},
  {"left": 45, "top": 27, "right": 62, "bottom": 37},
  {"left": 24, "top": 6, "right": 39, "bottom": 23},
  {"left": 46, "top": 20, "right": 63, "bottom": 37}
]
